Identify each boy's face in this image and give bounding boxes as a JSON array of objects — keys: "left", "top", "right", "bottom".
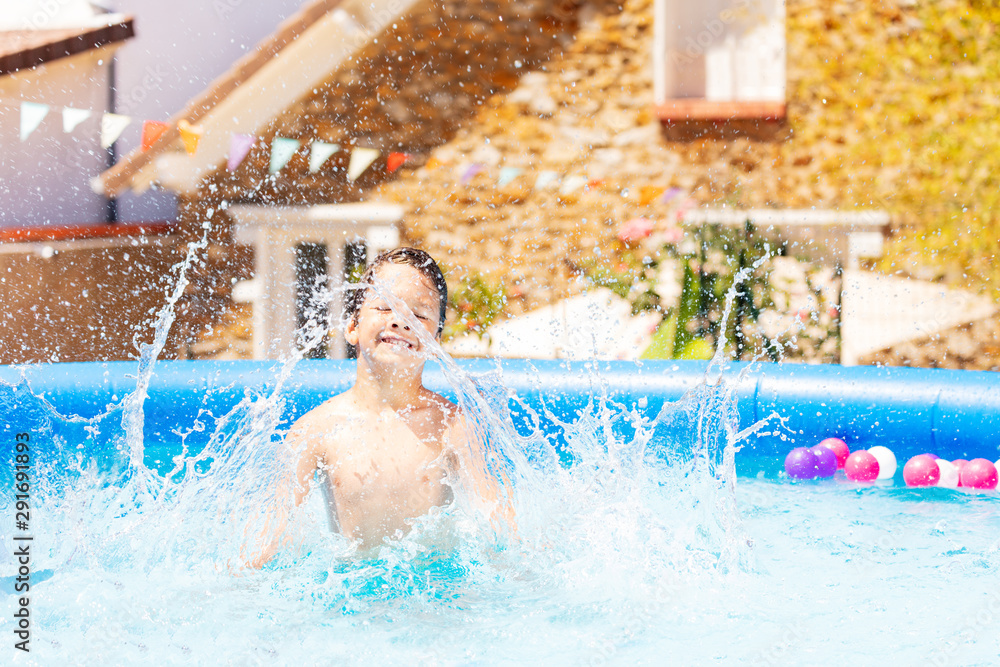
[{"left": 345, "top": 263, "right": 442, "bottom": 366}]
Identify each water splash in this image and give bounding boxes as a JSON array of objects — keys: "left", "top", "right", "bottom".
[{"left": 0, "top": 262, "right": 760, "bottom": 663}]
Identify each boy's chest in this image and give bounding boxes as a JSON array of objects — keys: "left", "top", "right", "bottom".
[{"left": 324, "top": 414, "right": 450, "bottom": 500}]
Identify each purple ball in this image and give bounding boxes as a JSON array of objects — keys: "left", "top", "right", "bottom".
[
  {"left": 809, "top": 445, "right": 838, "bottom": 478},
  {"left": 785, "top": 447, "right": 819, "bottom": 480}
]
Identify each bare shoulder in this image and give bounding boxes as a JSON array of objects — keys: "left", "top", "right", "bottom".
[
  {"left": 423, "top": 389, "right": 458, "bottom": 419},
  {"left": 286, "top": 393, "right": 358, "bottom": 450}
]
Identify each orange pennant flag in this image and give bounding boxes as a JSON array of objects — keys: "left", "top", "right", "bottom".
[
  {"left": 177, "top": 119, "right": 203, "bottom": 156},
  {"left": 386, "top": 152, "right": 411, "bottom": 173},
  {"left": 140, "top": 120, "right": 170, "bottom": 152}
]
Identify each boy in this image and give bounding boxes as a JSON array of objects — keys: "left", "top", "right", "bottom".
[{"left": 249, "top": 247, "right": 503, "bottom": 566}]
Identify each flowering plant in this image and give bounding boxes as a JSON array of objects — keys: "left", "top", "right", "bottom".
[{"left": 587, "top": 217, "right": 841, "bottom": 362}]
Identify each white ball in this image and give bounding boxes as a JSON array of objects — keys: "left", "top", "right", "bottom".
[
  {"left": 936, "top": 459, "right": 960, "bottom": 489},
  {"left": 868, "top": 446, "right": 897, "bottom": 480}
]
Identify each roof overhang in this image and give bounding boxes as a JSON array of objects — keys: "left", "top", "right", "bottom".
[
  {"left": 0, "top": 16, "right": 134, "bottom": 76},
  {"left": 93, "top": 0, "right": 421, "bottom": 199}
]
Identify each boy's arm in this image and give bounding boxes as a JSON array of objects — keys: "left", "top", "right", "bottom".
[
  {"left": 446, "top": 412, "right": 517, "bottom": 535},
  {"left": 244, "top": 418, "right": 323, "bottom": 568}
]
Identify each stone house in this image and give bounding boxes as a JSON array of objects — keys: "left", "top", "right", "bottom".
[{"left": 75, "top": 0, "right": 1000, "bottom": 370}]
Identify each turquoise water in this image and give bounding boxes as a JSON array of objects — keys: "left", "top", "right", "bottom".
[
  {"left": 2, "top": 361, "right": 1000, "bottom": 666},
  {"left": 2, "top": 266, "right": 999, "bottom": 664}
]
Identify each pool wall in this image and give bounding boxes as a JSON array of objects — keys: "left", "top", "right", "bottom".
[{"left": 1, "top": 360, "right": 998, "bottom": 462}]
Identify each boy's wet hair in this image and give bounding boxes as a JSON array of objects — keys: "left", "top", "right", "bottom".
[{"left": 350, "top": 247, "right": 448, "bottom": 336}]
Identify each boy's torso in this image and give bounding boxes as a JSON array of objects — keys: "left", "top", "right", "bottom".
[{"left": 302, "top": 391, "right": 458, "bottom": 545}]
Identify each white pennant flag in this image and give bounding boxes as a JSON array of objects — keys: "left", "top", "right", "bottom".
[
  {"left": 347, "top": 147, "right": 379, "bottom": 182},
  {"left": 268, "top": 137, "right": 300, "bottom": 174},
  {"left": 62, "top": 107, "right": 92, "bottom": 133},
  {"left": 100, "top": 113, "right": 131, "bottom": 149},
  {"left": 308, "top": 141, "right": 340, "bottom": 173},
  {"left": 20, "top": 102, "right": 50, "bottom": 141}
]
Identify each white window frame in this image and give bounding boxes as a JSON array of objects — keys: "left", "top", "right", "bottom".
[{"left": 653, "top": 0, "right": 786, "bottom": 106}]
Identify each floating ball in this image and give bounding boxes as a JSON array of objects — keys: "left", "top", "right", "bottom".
[
  {"left": 935, "top": 459, "right": 960, "bottom": 489},
  {"left": 952, "top": 459, "right": 969, "bottom": 487},
  {"left": 844, "top": 450, "right": 879, "bottom": 482},
  {"left": 959, "top": 459, "right": 999, "bottom": 491},
  {"left": 809, "top": 445, "right": 838, "bottom": 478},
  {"left": 818, "top": 437, "right": 850, "bottom": 469},
  {"left": 903, "top": 454, "right": 941, "bottom": 487},
  {"left": 867, "top": 446, "right": 898, "bottom": 480},
  {"left": 785, "top": 447, "right": 819, "bottom": 480}
]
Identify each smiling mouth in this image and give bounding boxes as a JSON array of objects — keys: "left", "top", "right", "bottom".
[{"left": 378, "top": 334, "right": 415, "bottom": 349}]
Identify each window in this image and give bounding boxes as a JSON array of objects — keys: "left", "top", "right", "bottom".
[{"left": 653, "top": 0, "right": 785, "bottom": 120}]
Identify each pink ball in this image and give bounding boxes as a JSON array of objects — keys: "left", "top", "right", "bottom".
[
  {"left": 903, "top": 454, "right": 941, "bottom": 487},
  {"left": 959, "top": 459, "right": 999, "bottom": 491},
  {"left": 818, "top": 437, "right": 850, "bottom": 469},
  {"left": 844, "top": 450, "right": 879, "bottom": 482}
]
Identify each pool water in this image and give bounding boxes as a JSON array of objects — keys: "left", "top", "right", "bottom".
[{"left": 3, "top": 352, "right": 999, "bottom": 667}]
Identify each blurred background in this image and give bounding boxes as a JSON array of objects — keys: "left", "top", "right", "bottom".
[{"left": 0, "top": 0, "right": 996, "bottom": 369}]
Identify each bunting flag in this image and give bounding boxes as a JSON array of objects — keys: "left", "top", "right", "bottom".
[
  {"left": 4, "top": 94, "right": 694, "bottom": 211},
  {"left": 559, "top": 175, "right": 587, "bottom": 196},
  {"left": 20, "top": 102, "right": 50, "bottom": 141},
  {"left": 227, "top": 133, "right": 256, "bottom": 171},
  {"left": 62, "top": 107, "right": 91, "bottom": 133},
  {"left": 498, "top": 166, "right": 523, "bottom": 187},
  {"left": 140, "top": 120, "right": 170, "bottom": 151},
  {"left": 347, "top": 147, "right": 380, "bottom": 182},
  {"left": 269, "top": 137, "right": 300, "bottom": 174},
  {"left": 100, "top": 113, "right": 131, "bottom": 149},
  {"left": 660, "top": 186, "right": 683, "bottom": 204},
  {"left": 639, "top": 185, "right": 666, "bottom": 206},
  {"left": 308, "top": 141, "right": 340, "bottom": 173},
  {"left": 534, "top": 170, "right": 559, "bottom": 190},
  {"left": 386, "top": 152, "right": 411, "bottom": 173},
  {"left": 459, "top": 163, "right": 484, "bottom": 185},
  {"left": 177, "top": 119, "right": 202, "bottom": 156}
]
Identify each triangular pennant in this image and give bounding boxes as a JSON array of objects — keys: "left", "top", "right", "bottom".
[
  {"left": 61, "top": 107, "right": 91, "bottom": 133},
  {"left": 347, "top": 147, "right": 380, "bottom": 182},
  {"left": 660, "top": 187, "right": 683, "bottom": 204},
  {"left": 140, "top": 120, "right": 170, "bottom": 152},
  {"left": 460, "top": 163, "right": 484, "bottom": 185},
  {"left": 100, "top": 113, "right": 131, "bottom": 149},
  {"left": 308, "top": 141, "right": 340, "bottom": 173},
  {"left": 227, "top": 133, "right": 256, "bottom": 171},
  {"left": 177, "top": 119, "right": 202, "bottom": 155},
  {"left": 20, "top": 102, "right": 50, "bottom": 141},
  {"left": 559, "top": 175, "right": 587, "bottom": 196},
  {"left": 639, "top": 185, "right": 666, "bottom": 206},
  {"left": 534, "top": 170, "right": 559, "bottom": 190},
  {"left": 386, "top": 152, "right": 411, "bottom": 173},
  {"left": 269, "top": 137, "right": 301, "bottom": 174},
  {"left": 498, "top": 166, "right": 523, "bottom": 187}
]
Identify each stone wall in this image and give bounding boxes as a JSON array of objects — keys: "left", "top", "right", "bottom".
[
  {"left": 175, "top": 0, "right": 999, "bottom": 367},
  {"left": 861, "top": 317, "right": 1000, "bottom": 372}
]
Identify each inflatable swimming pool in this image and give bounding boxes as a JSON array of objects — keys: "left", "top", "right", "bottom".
[
  {"left": 1, "top": 359, "right": 998, "bottom": 664},
  {"left": 3, "top": 359, "right": 997, "bottom": 462}
]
